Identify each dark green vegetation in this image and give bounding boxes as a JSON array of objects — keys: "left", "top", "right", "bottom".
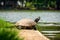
[
  {"left": 0, "top": 0, "right": 60, "bottom": 10},
  {"left": 0, "top": 18, "right": 23, "bottom": 40},
  {"left": 0, "top": 28, "right": 23, "bottom": 40}
]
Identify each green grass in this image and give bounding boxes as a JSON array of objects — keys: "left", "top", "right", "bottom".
[
  {"left": 0, "top": 18, "right": 23, "bottom": 40},
  {"left": 0, "top": 28, "right": 23, "bottom": 40}
]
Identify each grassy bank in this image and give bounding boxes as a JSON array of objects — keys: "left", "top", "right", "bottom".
[
  {"left": 0, "top": 28, "right": 23, "bottom": 40},
  {"left": 0, "top": 9, "right": 60, "bottom": 12},
  {"left": 0, "top": 18, "right": 23, "bottom": 40}
]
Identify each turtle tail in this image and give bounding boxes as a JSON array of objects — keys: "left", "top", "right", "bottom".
[{"left": 34, "top": 16, "right": 40, "bottom": 23}]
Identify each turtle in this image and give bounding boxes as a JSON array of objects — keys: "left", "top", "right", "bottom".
[{"left": 15, "top": 17, "right": 40, "bottom": 30}]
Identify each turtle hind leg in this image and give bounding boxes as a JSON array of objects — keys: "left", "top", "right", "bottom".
[
  {"left": 34, "top": 27, "right": 36, "bottom": 30},
  {"left": 33, "top": 26, "right": 37, "bottom": 30}
]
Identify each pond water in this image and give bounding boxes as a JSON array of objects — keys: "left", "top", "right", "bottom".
[
  {"left": 0, "top": 11, "right": 60, "bottom": 23},
  {"left": 0, "top": 11, "right": 60, "bottom": 39}
]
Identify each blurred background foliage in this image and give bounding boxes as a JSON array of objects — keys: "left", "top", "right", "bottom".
[{"left": 0, "top": 0, "right": 60, "bottom": 10}]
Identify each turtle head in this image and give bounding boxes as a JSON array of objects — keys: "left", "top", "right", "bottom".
[{"left": 34, "top": 16, "right": 40, "bottom": 23}]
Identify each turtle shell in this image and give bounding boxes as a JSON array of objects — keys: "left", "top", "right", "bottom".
[{"left": 15, "top": 18, "right": 36, "bottom": 27}]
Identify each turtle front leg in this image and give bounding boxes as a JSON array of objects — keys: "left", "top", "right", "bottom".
[{"left": 16, "top": 25, "right": 21, "bottom": 30}]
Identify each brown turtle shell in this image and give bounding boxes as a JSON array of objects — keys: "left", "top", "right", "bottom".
[{"left": 15, "top": 18, "right": 36, "bottom": 27}]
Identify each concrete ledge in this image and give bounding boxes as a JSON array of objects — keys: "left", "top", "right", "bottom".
[{"left": 18, "top": 30, "right": 50, "bottom": 40}]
